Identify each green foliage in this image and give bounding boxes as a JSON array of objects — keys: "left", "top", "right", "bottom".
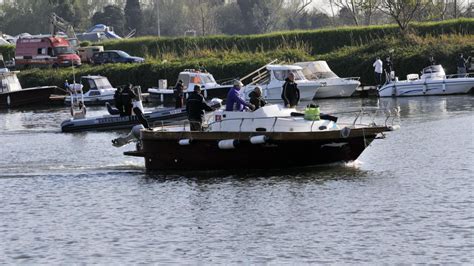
[
  {"left": 79, "top": 41, "right": 91, "bottom": 47},
  {"left": 16, "top": 20, "right": 474, "bottom": 88},
  {"left": 0, "top": 45, "right": 15, "bottom": 61},
  {"left": 98, "top": 19, "right": 474, "bottom": 58}
]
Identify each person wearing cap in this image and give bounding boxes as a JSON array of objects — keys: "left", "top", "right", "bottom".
[
  {"left": 281, "top": 72, "right": 300, "bottom": 108},
  {"left": 249, "top": 86, "right": 267, "bottom": 110},
  {"left": 225, "top": 80, "right": 255, "bottom": 111},
  {"left": 174, "top": 79, "right": 184, "bottom": 109},
  {"left": 186, "top": 84, "right": 215, "bottom": 131}
]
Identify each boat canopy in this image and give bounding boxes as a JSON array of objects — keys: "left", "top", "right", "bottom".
[
  {"left": 177, "top": 71, "right": 217, "bottom": 87},
  {"left": 81, "top": 76, "right": 114, "bottom": 91},
  {"left": 294, "top": 61, "right": 339, "bottom": 79},
  {"left": 266, "top": 65, "right": 306, "bottom": 81}
]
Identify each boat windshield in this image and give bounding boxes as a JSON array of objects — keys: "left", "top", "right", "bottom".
[
  {"left": 200, "top": 74, "right": 216, "bottom": 84},
  {"left": 422, "top": 65, "right": 443, "bottom": 74},
  {"left": 54, "top": 46, "right": 75, "bottom": 55},
  {"left": 93, "top": 77, "right": 113, "bottom": 90},
  {"left": 273, "top": 69, "right": 306, "bottom": 81}
]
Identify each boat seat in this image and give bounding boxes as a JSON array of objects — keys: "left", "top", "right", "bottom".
[{"left": 407, "top": 74, "right": 419, "bottom": 81}]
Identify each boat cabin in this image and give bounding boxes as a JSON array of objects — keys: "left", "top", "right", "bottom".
[
  {"left": 420, "top": 65, "right": 446, "bottom": 79},
  {"left": 0, "top": 69, "right": 22, "bottom": 93},
  {"left": 80, "top": 75, "right": 115, "bottom": 93},
  {"left": 294, "top": 61, "right": 340, "bottom": 80},
  {"left": 177, "top": 69, "right": 220, "bottom": 91}
]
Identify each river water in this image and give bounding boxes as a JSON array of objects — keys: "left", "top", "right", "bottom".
[{"left": 0, "top": 95, "right": 473, "bottom": 264}]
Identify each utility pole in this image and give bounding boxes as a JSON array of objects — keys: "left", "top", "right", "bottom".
[{"left": 156, "top": 0, "right": 161, "bottom": 37}]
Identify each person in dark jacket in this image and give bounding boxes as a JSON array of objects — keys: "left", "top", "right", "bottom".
[
  {"left": 428, "top": 55, "right": 436, "bottom": 66},
  {"left": 281, "top": 72, "right": 300, "bottom": 108},
  {"left": 113, "top": 87, "right": 124, "bottom": 115},
  {"left": 249, "top": 86, "right": 266, "bottom": 110},
  {"left": 120, "top": 84, "right": 137, "bottom": 116},
  {"left": 186, "top": 85, "right": 214, "bottom": 131},
  {"left": 457, "top": 53, "right": 467, "bottom": 76},
  {"left": 174, "top": 79, "right": 184, "bottom": 109},
  {"left": 384, "top": 56, "right": 394, "bottom": 83}
]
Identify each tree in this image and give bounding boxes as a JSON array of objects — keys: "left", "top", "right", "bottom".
[
  {"left": 91, "top": 5, "right": 125, "bottom": 36},
  {"left": 124, "top": 0, "right": 143, "bottom": 35},
  {"left": 334, "top": 0, "right": 361, "bottom": 25},
  {"left": 380, "top": 0, "right": 426, "bottom": 32},
  {"left": 251, "top": 0, "right": 286, "bottom": 33},
  {"left": 216, "top": 3, "right": 246, "bottom": 34}
]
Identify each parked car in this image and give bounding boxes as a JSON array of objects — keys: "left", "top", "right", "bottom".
[{"left": 91, "top": 50, "right": 144, "bottom": 64}]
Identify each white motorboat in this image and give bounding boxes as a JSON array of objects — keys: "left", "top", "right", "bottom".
[
  {"left": 64, "top": 75, "right": 116, "bottom": 105},
  {"left": 120, "top": 104, "right": 399, "bottom": 171},
  {"left": 294, "top": 61, "right": 360, "bottom": 98},
  {"left": 378, "top": 65, "right": 474, "bottom": 97},
  {"left": 242, "top": 64, "right": 322, "bottom": 102},
  {"left": 147, "top": 69, "right": 233, "bottom": 103}
]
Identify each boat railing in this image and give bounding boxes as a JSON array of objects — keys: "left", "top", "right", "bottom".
[
  {"left": 150, "top": 107, "right": 400, "bottom": 133},
  {"left": 342, "top": 77, "right": 361, "bottom": 81},
  {"left": 240, "top": 59, "right": 279, "bottom": 85},
  {"left": 445, "top": 72, "right": 474, "bottom": 79}
]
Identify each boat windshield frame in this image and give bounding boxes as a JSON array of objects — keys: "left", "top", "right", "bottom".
[
  {"left": 273, "top": 69, "right": 306, "bottom": 81},
  {"left": 422, "top": 65, "right": 444, "bottom": 74}
]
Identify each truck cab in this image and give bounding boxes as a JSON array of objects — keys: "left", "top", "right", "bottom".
[{"left": 15, "top": 36, "right": 81, "bottom": 69}]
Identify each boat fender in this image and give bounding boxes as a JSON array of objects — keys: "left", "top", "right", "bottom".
[
  {"left": 340, "top": 127, "right": 351, "bottom": 138},
  {"left": 218, "top": 139, "right": 238, "bottom": 149},
  {"left": 178, "top": 139, "right": 192, "bottom": 145},
  {"left": 250, "top": 135, "right": 268, "bottom": 144}
]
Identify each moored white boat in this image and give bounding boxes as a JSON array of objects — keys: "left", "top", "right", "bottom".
[
  {"left": 242, "top": 64, "right": 322, "bottom": 102},
  {"left": 378, "top": 65, "right": 474, "bottom": 97},
  {"left": 64, "top": 75, "right": 117, "bottom": 105},
  {"left": 147, "top": 69, "right": 233, "bottom": 104},
  {"left": 294, "top": 61, "right": 360, "bottom": 98}
]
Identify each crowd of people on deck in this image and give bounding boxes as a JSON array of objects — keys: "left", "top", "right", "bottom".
[{"left": 373, "top": 53, "right": 472, "bottom": 87}]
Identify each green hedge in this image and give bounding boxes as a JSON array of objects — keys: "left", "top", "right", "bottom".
[
  {"left": 0, "top": 45, "right": 15, "bottom": 61},
  {"left": 98, "top": 19, "right": 474, "bottom": 58},
  {"left": 17, "top": 48, "right": 313, "bottom": 88}
]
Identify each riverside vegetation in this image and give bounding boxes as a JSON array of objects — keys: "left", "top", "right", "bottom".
[{"left": 1, "top": 19, "right": 472, "bottom": 90}]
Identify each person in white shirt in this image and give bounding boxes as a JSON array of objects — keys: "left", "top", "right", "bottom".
[{"left": 373, "top": 57, "right": 383, "bottom": 86}]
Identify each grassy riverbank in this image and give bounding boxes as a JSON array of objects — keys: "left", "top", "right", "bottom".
[{"left": 13, "top": 19, "right": 474, "bottom": 89}]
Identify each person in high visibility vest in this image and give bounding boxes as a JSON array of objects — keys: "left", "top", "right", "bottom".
[{"left": 304, "top": 104, "right": 320, "bottom": 121}]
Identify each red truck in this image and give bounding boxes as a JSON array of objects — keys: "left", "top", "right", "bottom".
[{"left": 15, "top": 36, "right": 81, "bottom": 69}]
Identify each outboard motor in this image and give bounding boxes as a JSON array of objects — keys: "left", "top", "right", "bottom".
[{"left": 112, "top": 124, "right": 144, "bottom": 147}]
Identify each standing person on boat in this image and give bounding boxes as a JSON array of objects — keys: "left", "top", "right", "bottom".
[
  {"left": 225, "top": 80, "right": 254, "bottom": 111},
  {"left": 373, "top": 57, "right": 383, "bottom": 87},
  {"left": 186, "top": 85, "right": 215, "bottom": 131},
  {"left": 114, "top": 87, "right": 124, "bottom": 116},
  {"left": 173, "top": 79, "right": 184, "bottom": 109},
  {"left": 120, "top": 84, "right": 137, "bottom": 116},
  {"left": 249, "top": 86, "right": 267, "bottom": 110},
  {"left": 457, "top": 53, "right": 467, "bottom": 76},
  {"left": 429, "top": 55, "right": 436, "bottom": 66},
  {"left": 281, "top": 72, "right": 300, "bottom": 108},
  {"left": 384, "top": 56, "right": 394, "bottom": 83}
]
